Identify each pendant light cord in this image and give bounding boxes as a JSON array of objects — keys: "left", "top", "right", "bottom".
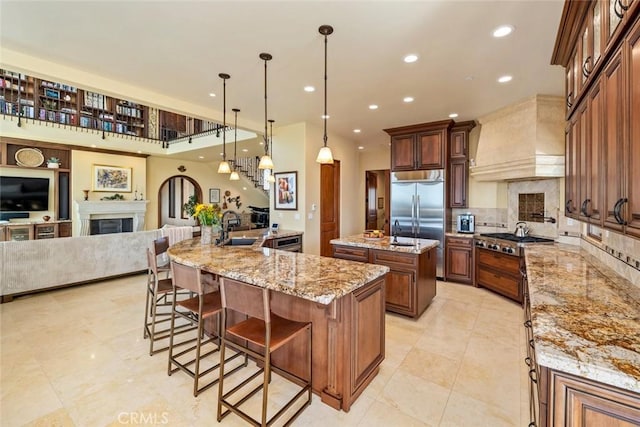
[
  {"left": 264, "top": 58, "right": 269, "bottom": 155},
  {"left": 323, "top": 32, "right": 328, "bottom": 148},
  {"left": 222, "top": 77, "right": 227, "bottom": 160},
  {"left": 233, "top": 109, "right": 239, "bottom": 166}
]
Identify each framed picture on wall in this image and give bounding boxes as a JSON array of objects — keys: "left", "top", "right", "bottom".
[
  {"left": 209, "top": 188, "right": 220, "bottom": 203},
  {"left": 92, "top": 165, "right": 132, "bottom": 192},
  {"left": 274, "top": 171, "right": 298, "bottom": 210}
]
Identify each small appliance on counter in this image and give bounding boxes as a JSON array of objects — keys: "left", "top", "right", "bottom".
[{"left": 456, "top": 213, "right": 475, "bottom": 234}]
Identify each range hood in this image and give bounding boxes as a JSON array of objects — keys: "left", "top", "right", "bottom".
[{"left": 470, "top": 95, "right": 565, "bottom": 181}]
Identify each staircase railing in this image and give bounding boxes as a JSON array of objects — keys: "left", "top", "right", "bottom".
[{"left": 231, "top": 157, "right": 270, "bottom": 197}]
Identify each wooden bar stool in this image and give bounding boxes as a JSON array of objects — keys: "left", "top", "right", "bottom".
[
  {"left": 217, "top": 277, "right": 312, "bottom": 426},
  {"left": 167, "top": 261, "right": 245, "bottom": 397},
  {"left": 143, "top": 237, "right": 196, "bottom": 355}
]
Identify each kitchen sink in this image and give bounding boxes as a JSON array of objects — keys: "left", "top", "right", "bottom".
[
  {"left": 389, "top": 242, "right": 415, "bottom": 247},
  {"left": 223, "top": 237, "right": 258, "bottom": 246}
]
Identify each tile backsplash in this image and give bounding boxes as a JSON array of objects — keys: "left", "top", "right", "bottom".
[{"left": 507, "top": 179, "right": 559, "bottom": 238}]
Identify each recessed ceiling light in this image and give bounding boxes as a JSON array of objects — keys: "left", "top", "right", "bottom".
[
  {"left": 259, "top": 141, "right": 264, "bottom": 145},
  {"left": 304, "top": 86, "right": 315, "bottom": 92},
  {"left": 242, "top": 187, "right": 247, "bottom": 190},
  {"left": 449, "top": 113, "right": 459, "bottom": 118},
  {"left": 403, "top": 54, "right": 418, "bottom": 63},
  {"left": 403, "top": 96, "right": 414, "bottom": 103},
  {"left": 369, "top": 104, "right": 378, "bottom": 110},
  {"left": 220, "top": 152, "right": 224, "bottom": 156},
  {"left": 465, "top": 76, "right": 474, "bottom": 81},
  {"left": 358, "top": 146, "right": 364, "bottom": 150},
  {"left": 353, "top": 129, "right": 361, "bottom": 133},
  {"left": 493, "top": 25, "right": 514, "bottom": 38},
  {"left": 209, "top": 92, "right": 216, "bottom": 97},
  {"left": 91, "top": 144, "right": 96, "bottom": 148},
  {"left": 498, "top": 75, "right": 513, "bottom": 83},
  {"left": 198, "top": 156, "right": 204, "bottom": 159},
  {"left": 137, "top": 150, "right": 142, "bottom": 154},
  {"left": 242, "top": 148, "right": 248, "bottom": 152},
  {"left": 322, "top": 114, "right": 330, "bottom": 119}
]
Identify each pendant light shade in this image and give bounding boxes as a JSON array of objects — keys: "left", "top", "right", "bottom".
[
  {"left": 218, "top": 73, "right": 231, "bottom": 174},
  {"left": 316, "top": 25, "right": 334, "bottom": 164},
  {"left": 230, "top": 108, "right": 240, "bottom": 181},
  {"left": 258, "top": 53, "right": 274, "bottom": 170}
]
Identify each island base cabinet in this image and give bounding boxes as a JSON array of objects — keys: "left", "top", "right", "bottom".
[
  {"left": 549, "top": 370, "right": 640, "bottom": 427},
  {"left": 268, "top": 276, "right": 386, "bottom": 412}
]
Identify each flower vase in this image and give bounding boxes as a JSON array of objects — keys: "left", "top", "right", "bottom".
[{"left": 200, "top": 225, "right": 213, "bottom": 245}]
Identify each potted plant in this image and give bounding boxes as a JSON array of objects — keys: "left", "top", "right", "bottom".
[{"left": 47, "top": 157, "right": 61, "bottom": 168}]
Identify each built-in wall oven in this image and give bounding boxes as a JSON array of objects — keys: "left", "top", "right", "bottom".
[{"left": 474, "top": 233, "right": 553, "bottom": 304}]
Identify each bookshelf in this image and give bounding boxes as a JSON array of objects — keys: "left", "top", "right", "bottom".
[{"left": 0, "top": 70, "right": 36, "bottom": 119}]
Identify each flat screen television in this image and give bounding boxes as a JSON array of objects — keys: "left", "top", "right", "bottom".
[{"left": 0, "top": 176, "right": 50, "bottom": 211}]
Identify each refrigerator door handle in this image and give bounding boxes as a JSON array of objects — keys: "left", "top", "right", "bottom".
[
  {"left": 411, "top": 195, "right": 416, "bottom": 235},
  {"left": 416, "top": 194, "right": 420, "bottom": 237}
]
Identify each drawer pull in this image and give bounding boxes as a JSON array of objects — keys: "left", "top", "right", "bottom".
[
  {"left": 525, "top": 356, "right": 531, "bottom": 367},
  {"left": 529, "top": 369, "right": 537, "bottom": 384},
  {"left": 524, "top": 320, "right": 532, "bottom": 328}
]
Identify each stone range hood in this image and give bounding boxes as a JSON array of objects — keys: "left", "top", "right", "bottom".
[{"left": 470, "top": 95, "right": 565, "bottom": 181}]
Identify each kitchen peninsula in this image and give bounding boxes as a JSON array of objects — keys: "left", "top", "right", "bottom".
[
  {"left": 167, "top": 237, "right": 389, "bottom": 412},
  {"left": 331, "top": 235, "right": 439, "bottom": 318}
]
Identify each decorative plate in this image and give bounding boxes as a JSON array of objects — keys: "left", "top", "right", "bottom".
[{"left": 15, "top": 148, "right": 45, "bottom": 167}]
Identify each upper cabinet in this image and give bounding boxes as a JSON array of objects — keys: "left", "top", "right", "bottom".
[
  {"left": 553, "top": 0, "right": 639, "bottom": 239},
  {"left": 385, "top": 120, "right": 453, "bottom": 172},
  {"left": 449, "top": 121, "right": 475, "bottom": 208}
]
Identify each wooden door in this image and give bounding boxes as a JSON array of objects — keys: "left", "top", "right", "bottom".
[
  {"left": 365, "top": 171, "right": 378, "bottom": 230},
  {"left": 450, "top": 130, "right": 466, "bottom": 158},
  {"left": 449, "top": 158, "right": 467, "bottom": 208},
  {"left": 390, "top": 135, "right": 415, "bottom": 171},
  {"left": 625, "top": 18, "right": 640, "bottom": 237},
  {"left": 320, "top": 160, "right": 340, "bottom": 257},
  {"left": 383, "top": 169, "right": 390, "bottom": 235},
  {"left": 603, "top": 48, "right": 626, "bottom": 231},
  {"left": 416, "top": 130, "right": 445, "bottom": 169}
]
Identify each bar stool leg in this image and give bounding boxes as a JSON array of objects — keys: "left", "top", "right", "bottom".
[{"left": 166, "top": 288, "right": 178, "bottom": 376}]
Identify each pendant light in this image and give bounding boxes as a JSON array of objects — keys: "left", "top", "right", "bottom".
[
  {"left": 258, "top": 53, "right": 274, "bottom": 169},
  {"left": 230, "top": 108, "right": 240, "bottom": 181},
  {"left": 316, "top": 25, "right": 334, "bottom": 164},
  {"left": 267, "top": 119, "right": 276, "bottom": 183},
  {"left": 217, "top": 73, "right": 232, "bottom": 174}
]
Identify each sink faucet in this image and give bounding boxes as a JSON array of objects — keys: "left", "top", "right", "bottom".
[
  {"left": 217, "top": 210, "right": 241, "bottom": 244},
  {"left": 393, "top": 220, "right": 400, "bottom": 243}
]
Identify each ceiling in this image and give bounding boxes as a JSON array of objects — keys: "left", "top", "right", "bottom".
[{"left": 0, "top": 0, "right": 566, "bottom": 160}]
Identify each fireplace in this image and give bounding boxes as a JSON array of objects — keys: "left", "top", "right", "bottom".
[
  {"left": 75, "top": 200, "right": 149, "bottom": 236},
  {"left": 90, "top": 218, "right": 134, "bottom": 235}
]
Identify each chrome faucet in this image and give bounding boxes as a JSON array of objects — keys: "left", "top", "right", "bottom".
[
  {"left": 217, "top": 210, "right": 241, "bottom": 244},
  {"left": 393, "top": 220, "right": 401, "bottom": 243}
]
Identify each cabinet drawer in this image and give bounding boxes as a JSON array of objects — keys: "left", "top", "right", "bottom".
[
  {"left": 333, "top": 245, "right": 369, "bottom": 263},
  {"left": 446, "top": 236, "right": 472, "bottom": 247},
  {"left": 370, "top": 249, "right": 417, "bottom": 270},
  {"left": 477, "top": 268, "right": 521, "bottom": 301},
  {"left": 477, "top": 250, "right": 520, "bottom": 275}
]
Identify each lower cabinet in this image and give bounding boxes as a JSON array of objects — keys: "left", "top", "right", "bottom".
[
  {"left": 0, "top": 222, "right": 72, "bottom": 241},
  {"left": 445, "top": 236, "right": 473, "bottom": 284},
  {"left": 332, "top": 244, "right": 437, "bottom": 318},
  {"left": 475, "top": 248, "right": 522, "bottom": 303}
]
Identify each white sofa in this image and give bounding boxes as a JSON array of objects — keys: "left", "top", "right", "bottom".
[{"left": 0, "top": 230, "right": 162, "bottom": 302}]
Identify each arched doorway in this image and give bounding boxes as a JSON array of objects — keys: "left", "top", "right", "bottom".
[{"left": 157, "top": 175, "right": 202, "bottom": 228}]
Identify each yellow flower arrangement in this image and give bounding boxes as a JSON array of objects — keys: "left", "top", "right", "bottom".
[{"left": 193, "top": 203, "right": 222, "bottom": 226}]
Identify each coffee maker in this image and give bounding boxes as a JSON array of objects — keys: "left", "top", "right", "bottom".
[{"left": 456, "top": 213, "right": 475, "bottom": 234}]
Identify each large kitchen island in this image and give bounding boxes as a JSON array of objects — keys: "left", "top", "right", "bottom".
[{"left": 167, "top": 238, "right": 389, "bottom": 412}]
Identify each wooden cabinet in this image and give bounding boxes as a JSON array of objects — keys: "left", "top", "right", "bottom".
[
  {"left": 448, "top": 121, "right": 475, "bottom": 208},
  {"left": 554, "top": 0, "right": 639, "bottom": 240},
  {"left": 332, "top": 244, "right": 437, "bottom": 318},
  {"left": 34, "top": 223, "right": 58, "bottom": 239},
  {"left": 385, "top": 120, "right": 453, "bottom": 172},
  {"left": 58, "top": 221, "right": 72, "bottom": 238},
  {"left": 5, "top": 224, "right": 33, "bottom": 241},
  {"left": 475, "top": 248, "right": 522, "bottom": 303},
  {"left": 445, "top": 236, "right": 473, "bottom": 284},
  {"left": 550, "top": 371, "right": 640, "bottom": 426}
]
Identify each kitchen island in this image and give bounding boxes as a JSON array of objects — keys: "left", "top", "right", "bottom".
[
  {"left": 167, "top": 238, "right": 389, "bottom": 412},
  {"left": 331, "top": 235, "right": 439, "bottom": 318},
  {"left": 523, "top": 243, "right": 640, "bottom": 426}
]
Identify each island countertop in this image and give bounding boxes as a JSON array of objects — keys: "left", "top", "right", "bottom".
[
  {"left": 167, "top": 238, "right": 389, "bottom": 305},
  {"left": 524, "top": 243, "right": 640, "bottom": 393},
  {"left": 330, "top": 235, "right": 439, "bottom": 254}
]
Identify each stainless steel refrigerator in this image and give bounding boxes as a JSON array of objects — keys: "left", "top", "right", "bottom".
[{"left": 391, "top": 170, "right": 445, "bottom": 277}]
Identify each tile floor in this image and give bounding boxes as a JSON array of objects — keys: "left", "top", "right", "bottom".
[{"left": 0, "top": 275, "right": 530, "bottom": 426}]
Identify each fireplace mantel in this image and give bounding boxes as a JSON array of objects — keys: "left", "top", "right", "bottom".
[{"left": 75, "top": 200, "right": 149, "bottom": 236}]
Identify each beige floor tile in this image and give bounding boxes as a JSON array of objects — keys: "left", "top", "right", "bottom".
[{"left": 0, "top": 273, "right": 530, "bottom": 426}]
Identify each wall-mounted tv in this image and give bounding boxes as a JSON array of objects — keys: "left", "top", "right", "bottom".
[{"left": 0, "top": 176, "right": 50, "bottom": 211}]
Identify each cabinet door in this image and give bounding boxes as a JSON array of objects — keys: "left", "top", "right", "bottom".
[
  {"left": 625, "top": 18, "right": 640, "bottom": 237},
  {"left": 565, "top": 118, "right": 580, "bottom": 218},
  {"left": 449, "top": 159, "right": 467, "bottom": 208},
  {"left": 588, "top": 79, "right": 604, "bottom": 225},
  {"left": 333, "top": 245, "right": 369, "bottom": 263},
  {"left": 603, "top": 48, "right": 626, "bottom": 231},
  {"left": 416, "top": 130, "right": 445, "bottom": 169},
  {"left": 391, "top": 135, "right": 415, "bottom": 171},
  {"left": 58, "top": 222, "right": 72, "bottom": 238},
  {"left": 445, "top": 244, "right": 472, "bottom": 284},
  {"left": 578, "top": 100, "right": 590, "bottom": 221},
  {"left": 385, "top": 269, "right": 414, "bottom": 314},
  {"left": 7, "top": 225, "right": 33, "bottom": 241},
  {"left": 450, "top": 130, "right": 467, "bottom": 158}
]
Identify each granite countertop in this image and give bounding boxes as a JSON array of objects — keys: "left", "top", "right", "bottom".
[
  {"left": 228, "top": 228, "right": 302, "bottom": 242},
  {"left": 167, "top": 238, "right": 389, "bottom": 305},
  {"left": 524, "top": 243, "right": 640, "bottom": 393},
  {"left": 330, "top": 235, "right": 439, "bottom": 254},
  {"left": 445, "top": 232, "right": 476, "bottom": 238}
]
